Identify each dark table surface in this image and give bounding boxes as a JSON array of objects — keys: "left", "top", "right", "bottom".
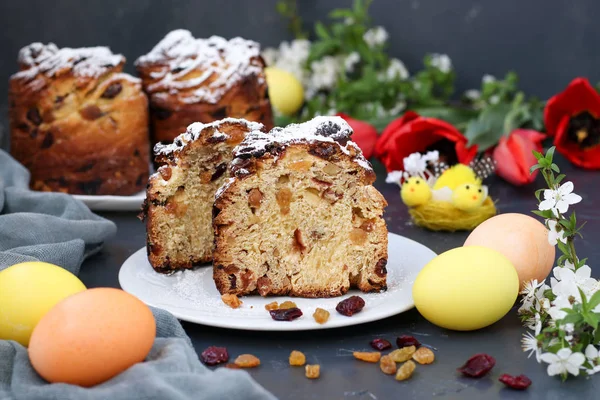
[{"left": 79, "top": 156, "right": 600, "bottom": 400}]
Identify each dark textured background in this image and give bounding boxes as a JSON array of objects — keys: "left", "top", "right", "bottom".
[{"left": 2, "top": 0, "right": 600, "bottom": 146}]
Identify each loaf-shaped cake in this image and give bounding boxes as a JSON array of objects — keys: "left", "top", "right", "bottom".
[
  {"left": 135, "top": 30, "right": 273, "bottom": 146},
  {"left": 213, "top": 116, "right": 388, "bottom": 298},
  {"left": 9, "top": 42, "right": 150, "bottom": 195},
  {"left": 142, "top": 118, "right": 263, "bottom": 272}
]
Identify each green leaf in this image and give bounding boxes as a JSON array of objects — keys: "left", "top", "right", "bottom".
[
  {"left": 555, "top": 174, "right": 566, "bottom": 184},
  {"left": 561, "top": 312, "right": 584, "bottom": 325},
  {"left": 530, "top": 164, "right": 542, "bottom": 174},
  {"left": 550, "top": 163, "right": 560, "bottom": 173},
  {"left": 588, "top": 292, "right": 600, "bottom": 311},
  {"left": 534, "top": 188, "right": 544, "bottom": 201},
  {"left": 546, "top": 146, "right": 556, "bottom": 163},
  {"left": 532, "top": 150, "right": 544, "bottom": 160},
  {"left": 532, "top": 209, "right": 553, "bottom": 219},
  {"left": 329, "top": 8, "right": 354, "bottom": 19},
  {"left": 584, "top": 312, "right": 600, "bottom": 329},
  {"left": 314, "top": 22, "right": 330, "bottom": 39},
  {"left": 580, "top": 288, "right": 589, "bottom": 312}
]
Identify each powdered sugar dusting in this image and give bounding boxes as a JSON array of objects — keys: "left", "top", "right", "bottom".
[
  {"left": 135, "top": 29, "right": 264, "bottom": 104},
  {"left": 13, "top": 42, "right": 123, "bottom": 81}
]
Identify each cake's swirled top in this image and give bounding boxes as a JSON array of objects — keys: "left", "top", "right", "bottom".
[
  {"left": 12, "top": 42, "right": 124, "bottom": 81},
  {"left": 135, "top": 29, "right": 265, "bottom": 104}
]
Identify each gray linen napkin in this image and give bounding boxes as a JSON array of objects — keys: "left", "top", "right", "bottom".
[{"left": 0, "top": 149, "right": 276, "bottom": 400}]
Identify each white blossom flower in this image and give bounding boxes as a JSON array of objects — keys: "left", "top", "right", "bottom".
[
  {"left": 522, "top": 332, "right": 542, "bottom": 362},
  {"left": 552, "top": 265, "right": 597, "bottom": 300},
  {"left": 386, "top": 171, "right": 404, "bottom": 186},
  {"left": 585, "top": 345, "right": 600, "bottom": 374},
  {"left": 388, "top": 100, "right": 407, "bottom": 115},
  {"left": 540, "top": 348, "right": 585, "bottom": 376},
  {"left": 548, "top": 295, "right": 572, "bottom": 320},
  {"left": 547, "top": 220, "right": 567, "bottom": 246},
  {"left": 482, "top": 74, "right": 496, "bottom": 84},
  {"left": 363, "top": 26, "right": 388, "bottom": 47},
  {"left": 385, "top": 58, "right": 409, "bottom": 80},
  {"left": 430, "top": 54, "right": 452, "bottom": 73},
  {"left": 403, "top": 153, "right": 428, "bottom": 176},
  {"left": 524, "top": 312, "right": 542, "bottom": 331},
  {"left": 464, "top": 89, "right": 480, "bottom": 100},
  {"left": 261, "top": 47, "right": 279, "bottom": 67},
  {"left": 489, "top": 95, "right": 500, "bottom": 105},
  {"left": 539, "top": 181, "right": 582, "bottom": 217},
  {"left": 309, "top": 56, "right": 343, "bottom": 93},
  {"left": 521, "top": 279, "right": 543, "bottom": 297},
  {"left": 344, "top": 52, "right": 360, "bottom": 72},
  {"left": 564, "top": 260, "right": 576, "bottom": 270}
]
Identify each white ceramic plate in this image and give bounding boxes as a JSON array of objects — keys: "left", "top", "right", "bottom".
[
  {"left": 73, "top": 191, "right": 146, "bottom": 212},
  {"left": 118, "top": 233, "right": 436, "bottom": 331}
]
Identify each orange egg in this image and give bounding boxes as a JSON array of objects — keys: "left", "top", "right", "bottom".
[
  {"left": 464, "top": 213, "right": 555, "bottom": 290},
  {"left": 28, "top": 288, "right": 155, "bottom": 387}
]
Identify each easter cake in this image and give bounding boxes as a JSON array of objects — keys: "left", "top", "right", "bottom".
[
  {"left": 213, "top": 116, "right": 388, "bottom": 298},
  {"left": 9, "top": 42, "right": 150, "bottom": 195},
  {"left": 135, "top": 29, "right": 274, "bottom": 146},
  {"left": 141, "top": 118, "right": 263, "bottom": 272}
]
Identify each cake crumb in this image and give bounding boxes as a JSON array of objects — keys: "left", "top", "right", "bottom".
[{"left": 221, "top": 293, "right": 242, "bottom": 308}]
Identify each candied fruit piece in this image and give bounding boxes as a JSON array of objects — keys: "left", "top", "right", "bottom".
[
  {"left": 289, "top": 350, "right": 306, "bottom": 366},
  {"left": 353, "top": 351, "right": 381, "bottom": 363},
  {"left": 389, "top": 346, "right": 416, "bottom": 363},
  {"left": 412, "top": 347, "right": 435, "bottom": 365},
  {"left": 225, "top": 363, "right": 240, "bottom": 369},
  {"left": 265, "top": 301, "right": 279, "bottom": 311},
  {"left": 221, "top": 293, "right": 242, "bottom": 309},
  {"left": 276, "top": 188, "right": 292, "bottom": 214},
  {"left": 380, "top": 355, "right": 397, "bottom": 375},
  {"left": 499, "top": 374, "right": 532, "bottom": 390},
  {"left": 305, "top": 364, "right": 320, "bottom": 379},
  {"left": 248, "top": 188, "right": 263, "bottom": 208},
  {"left": 370, "top": 338, "right": 392, "bottom": 351},
  {"left": 396, "top": 335, "right": 421, "bottom": 349},
  {"left": 234, "top": 354, "right": 261, "bottom": 368},
  {"left": 395, "top": 360, "right": 416, "bottom": 381},
  {"left": 336, "top": 296, "right": 365, "bottom": 316},
  {"left": 279, "top": 301, "right": 297, "bottom": 310},
  {"left": 350, "top": 228, "right": 368, "bottom": 245},
  {"left": 313, "top": 308, "right": 330, "bottom": 324},
  {"left": 200, "top": 346, "right": 229, "bottom": 366},
  {"left": 457, "top": 353, "right": 496, "bottom": 378},
  {"left": 269, "top": 307, "right": 303, "bottom": 321}
]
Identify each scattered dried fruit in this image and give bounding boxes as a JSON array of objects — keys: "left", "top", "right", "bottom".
[
  {"left": 305, "top": 364, "right": 320, "bottom": 379},
  {"left": 412, "top": 347, "right": 435, "bottom": 364},
  {"left": 396, "top": 335, "right": 421, "bottom": 349},
  {"left": 234, "top": 354, "right": 261, "bottom": 368},
  {"left": 289, "top": 350, "right": 306, "bottom": 366},
  {"left": 312, "top": 307, "right": 330, "bottom": 324},
  {"left": 221, "top": 293, "right": 242, "bottom": 309},
  {"left": 353, "top": 351, "right": 381, "bottom": 363},
  {"left": 370, "top": 338, "right": 392, "bottom": 351},
  {"left": 395, "top": 360, "right": 416, "bottom": 381},
  {"left": 265, "top": 301, "right": 279, "bottom": 311},
  {"left": 225, "top": 363, "right": 240, "bottom": 369},
  {"left": 457, "top": 353, "right": 496, "bottom": 378},
  {"left": 499, "top": 374, "right": 532, "bottom": 390},
  {"left": 389, "top": 346, "right": 416, "bottom": 363},
  {"left": 200, "top": 346, "right": 229, "bottom": 366},
  {"left": 379, "top": 355, "right": 397, "bottom": 375},
  {"left": 269, "top": 307, "right": 303, "bottom": 321},
  {"left": 336, "top": 296, "right": 365, "bottom": 316},
  {"left": 279, "top": 301, "right": 298, "bottom": 309}
]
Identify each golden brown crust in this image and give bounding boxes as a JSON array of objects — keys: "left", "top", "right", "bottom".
[
  {"left": 9, "top": 43, "right": 150, "bottom": 195},
  {"left": 135, "top": 30, "right": 273, "bottom": 146}
]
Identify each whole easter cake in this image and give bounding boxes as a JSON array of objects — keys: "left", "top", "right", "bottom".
[{"left": 213, "top": 116, "right": 388, "bottom": 298}]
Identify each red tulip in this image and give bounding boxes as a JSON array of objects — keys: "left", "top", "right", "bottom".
[
  {"left": 544, "top": 78, "right": 600, "bottom": 169},
  {"left": 493, "top": 129, "right": 546, "bottom": 186},
  {"left": 336, "top": 113, "right": 378, "bottom": 159},
  {"left": 374, "top": 111, "right": 477, "bottom": 171}
]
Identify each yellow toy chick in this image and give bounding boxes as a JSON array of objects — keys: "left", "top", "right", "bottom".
[
  {"left": 401, "top": 177, "right": 432, "bottom": 207},
  {"left": 433, "top": 164, "right": 481, "bottom": 191},
  {"left": 452, "top": 183, "right": 487, "bottom": 211}
]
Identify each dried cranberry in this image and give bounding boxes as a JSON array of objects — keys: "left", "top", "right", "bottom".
[
  {"left": 200, "top": 346, "right": 229, "bottom": 366},
  {"left": 370, "top": 338, "right": 392, "bottom": 351},
  {"left": 499, "top": 374, "right": 531, "bottom": 390},
  {"left": 396, "top": 335, "right": 421, "bottom": 349},
  {"left": 457, "top": 353, "right": 496, "bottom": 378},
  {"left": 269, "top": 307, "right": 303, "bottom": 321},
  {"left": 336, "top": 296, "right": 365, "bottom": 316}
]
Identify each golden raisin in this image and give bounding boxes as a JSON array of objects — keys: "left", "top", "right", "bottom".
[
  {"left": 305, "top": 364, "right": 320, "bottom": 379},
  {"left": 248, "top": 188, "right": 263, "bottom": 208},
  {"left": 279, "top": 301, "right": 298, "bottom": 310},
  {"left": 159, "top": 166, "right": 172, "bottom": 181},
  {"left": 276, "top": 188, "right": 292, "bottom": 214},
  {"left": 395, "top": 360, "right": 416, "bottom": 381},
  {"left": 353, "top": 351, "right": 381, "bottom": 363},
  {"left": 380, "top": 355, "right": 397, "bottom": 375},
  {"left": 221, "top": 294, "right": 242, "bottom": 309},
  {"left": 323, "top": 162, "right": 341, "bottom": 175},
  {"left": 265, "top": 301, "right": 279, "bottom": 311},
  {"left": 289, "top": 160, "right": 313, "bottom": 171},
  {"left": 294, "top": 229, "right": 306, "bottom": 253},
  {"left": 349, "top": 228, "right": 368, "bottom": 245},
  {"left": 234, "top": 354, "right": 260, "bottom": 368},
  {"left": 360, "top": 219, "right": 376, "bottom": 232},
  {"left": 313, "top": 308, "right": 330, "bottom": 324},
  {"left": 289, "top": 350, "right": 306, "bottom": 366},
  {"left": 389, "top": 346, "right": 416, "bottom": 363},
  {"left": 199, "top": 171, "right": 212, "bottom": 184},
  {"left": 412, "top": 347, "right": 435, "bottom": 365}
]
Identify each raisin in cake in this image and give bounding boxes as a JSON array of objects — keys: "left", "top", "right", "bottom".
[
  {"left": 142, "top": 118, "right": 263, "bottom": 272},
  {"left": 213, "top": 116, "right": 388, "bottom": 298},
  {"left": 9, "top": 42, "right": 150, "bottom": 195},
  {"left": 135, "top": 30, "right": 273, "bottom": 146}
]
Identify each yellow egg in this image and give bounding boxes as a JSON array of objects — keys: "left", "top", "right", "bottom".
[
  {"left": 265, "top": 67, "right": 304, "bottom": 116},
  {"left": 464, "top": 213, "right": 555, "bottom": 290},
  {"left": 413, "top": 246, "right": 519, "bottom": 331},
  {"left": 0, "top": 262, "right": 86, "bottom": 346},
  {"left": 29, "top": 288, "right": 156, "bottom": 387}
]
